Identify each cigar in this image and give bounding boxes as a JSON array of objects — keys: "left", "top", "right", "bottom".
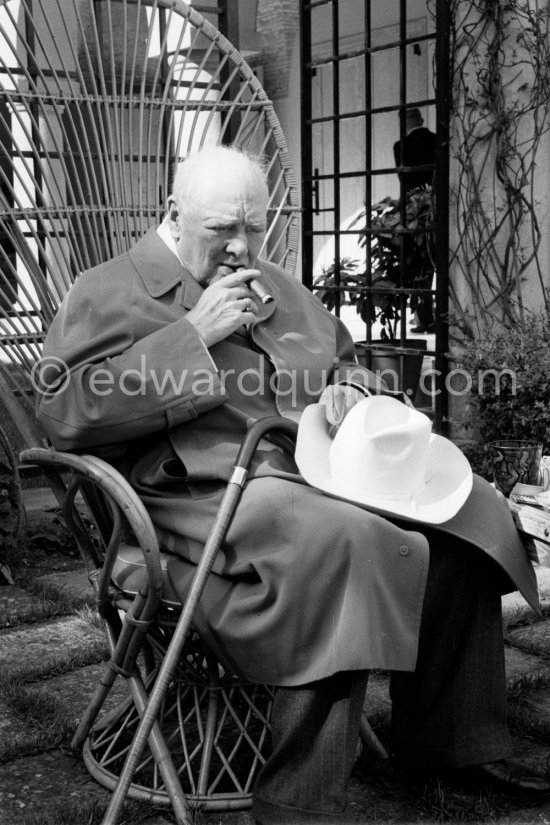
[
  {"left": 249, "top": 278, "right": 274, "bottom": 304},
  {"left": 236, "top": 266, "right": 273, "bottom": 304}
]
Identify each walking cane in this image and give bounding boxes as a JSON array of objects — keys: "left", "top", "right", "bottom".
[{"left": 101, "top": 416, "right": 298, "bottom": 825}]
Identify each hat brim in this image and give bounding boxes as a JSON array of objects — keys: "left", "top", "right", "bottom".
[{"left": 295, "top": 404, "right": 473, "bottom": 525}]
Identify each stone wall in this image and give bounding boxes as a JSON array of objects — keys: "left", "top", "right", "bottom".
[{"left": 256, "top": 0, "right": 299, "bottom": 100}]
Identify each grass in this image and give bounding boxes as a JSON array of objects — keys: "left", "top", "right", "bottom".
[
  {"left": 0, "top": 634, "right": 108, "bottom": 683},
  {"left": 504, "top": 597, "right": 550, "bottom": 632},
  {"left": 0, "top": 585, "right": 94, "bottom": 629},
  {"left": 26, "top": 577, "right": 95, "bottom": 613},
  {"left": 352, "top": 751, "right": 519, "bottom": 823},
  {"left": 19, "top": 796, "right": 248, "bottom": 825},
  {"left": 21, "top": 798, "right": 177, "bottom": 825},
  {"left": 2, "top": 488, "right": 550, "bottom": 825},
  {"left": 0, "top": 674, "right": 78, "bottom": 762},
  {"left": 0, "top": 629, "right": 109, "bottom": 764},
  {"left": 416, "top": 779, "right": 507, "bottom": 822},
  {"left": 75, "top": 603, "right": 105, "bottom": 632}
]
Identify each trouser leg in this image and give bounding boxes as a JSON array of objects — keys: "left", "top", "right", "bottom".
[
  {"left": 252, "top": 670, "right": 369, "bottom": 824},
  {"left": 389, "top": 536, "right": 512, "bottom": 771}
]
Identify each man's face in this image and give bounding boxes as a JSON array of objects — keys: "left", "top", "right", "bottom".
[{"left": 169, "top": 166, "right": 268, "bottom": 286}]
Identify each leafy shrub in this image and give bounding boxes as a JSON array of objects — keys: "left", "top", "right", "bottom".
[
  {"left": 453, "top": 315, "right": 550, "bottom": 455},
  {"left": 313, "top": 186, "right": 434, "bottom": 341},
  {"left": 0, "top": 425, "right": 21, "bottom": 554}
]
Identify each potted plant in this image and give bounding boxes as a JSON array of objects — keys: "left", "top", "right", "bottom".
[
  {"left": 314, "top": 201, "right": 402, "bottom": 341},
  {"left": 314, "top": 187, "right": 434, "bottom": 397},
  {"left": 452, "top": 315, "right": 550, "bottom": 477}
]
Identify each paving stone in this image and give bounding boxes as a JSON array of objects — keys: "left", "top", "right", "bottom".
[
  {"left": 534, "top": 563, "right": 550, "bottom": 591},
  {"left": 0, "top": 749, "right": 109, "bottom": 825},
  {"left": 0, "top": 749, "right": 253, "bottom": 825},
  {"left": 40, "top": 662, "right": 129, "bottom": 725},
  {"left": 0, "top": 665, "right": 129, "bottom": 766},
  {"left": 0, "top": 704, "right": 58, "bottom": 765},
  {"left": 34, "top": 568, "right": 95, "bottom": 605},
  {"left": 201, "top": 814, "right": 253, "bottom": 825},
  {"left": 0, "top": 615, "right": 107, "bottom": 677},
  {"left": 502, "top": 566, "right": 550, "bottom": 628},
  {"left": 508, "top": 686, "right": 550, "bottom": 742},
  {"left": 534, "top": 549, "right": 550, "bottom": 574},
  {"left": 502, "top": 588, "right": 539, "bottom": 627},
  {"left": 21, "top": 486, "right": 58, "bottom": 512},
  {"left": 505, "top": 645, "right": 550, "bottom": 689},
  {"left": 506, "top": 618, "right": 550, "bottom": 657},
  {"left": 509, "top": 734, "right": 550, "bottom": 774},
  {"left": 0, "top": 586, "right": 52, "bottom": 628}
]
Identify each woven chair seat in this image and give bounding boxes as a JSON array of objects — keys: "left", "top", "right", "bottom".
[{"left": 112, "top": 544, "right": 181, "bottom": 607}]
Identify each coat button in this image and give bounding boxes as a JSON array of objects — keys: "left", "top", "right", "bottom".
[{"left": 398, "top": 545, "right": 409, "bottom": 556}]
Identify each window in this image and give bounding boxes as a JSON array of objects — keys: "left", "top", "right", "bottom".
[{"left": 300, "top": 0, "right": 451, "bottom": 430}]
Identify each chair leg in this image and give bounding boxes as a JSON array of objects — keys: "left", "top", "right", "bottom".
[
  {"left": 72, "top": 590, "right": 150, "bottom": 749},
  {"left": 101, "top": 480, "right": 248, "bottom": 824},
  {"left": 358, "top": 671, "right": 389, "bottom": 760},
  {"left": 197, "top": 649, "right": 221, "bottom": 797},
  {"left": 126, "top": 675, "right": 193, "bottom": 825},
  {"left": 89, "top": 665, "right": 193, "bottom": 825},
  {"left": 359, "top": 714, "right": 389, "bottom": 760},
  {"left": 72, "top": 589, "right": 193, "bottom": 823}
]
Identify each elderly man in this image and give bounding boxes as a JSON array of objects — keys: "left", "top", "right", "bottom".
[{"left": 37, "top": 146, "right": 548, "bottom": 824}]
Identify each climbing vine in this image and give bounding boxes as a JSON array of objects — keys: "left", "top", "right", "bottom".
[{"left": 444, "top": 0, "right": 550, "bottom": 338}]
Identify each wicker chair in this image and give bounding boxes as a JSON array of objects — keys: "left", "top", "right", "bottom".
[{"left": 0, "top": 2, "right": 384, "bottom": 823}]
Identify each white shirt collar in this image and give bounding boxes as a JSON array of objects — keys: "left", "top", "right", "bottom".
[{"left": 157, "top": 218, "right": 183, "bottom": 265}]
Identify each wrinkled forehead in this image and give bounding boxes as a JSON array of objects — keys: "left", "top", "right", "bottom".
[{"left": 186, "top": 160, "right": 268, "bottom": 219}]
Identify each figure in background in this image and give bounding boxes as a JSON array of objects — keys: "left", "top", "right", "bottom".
[
  {"left": 393, "top": 108, "right": 437, "bottom": 333},
  {"left": 393, "top": 108, "right": 437, "bottom": 195}
]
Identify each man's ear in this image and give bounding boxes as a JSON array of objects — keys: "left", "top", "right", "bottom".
[{"left": 166, "top": 196, "right": 180, "bottom": 240}]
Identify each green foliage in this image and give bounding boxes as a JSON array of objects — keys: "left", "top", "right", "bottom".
[
  {"left": 0, "top": 425, "right": 21, "bottom": 557},
  {"left": 313, "top": 187, "right": 434, "bottom": 341},
  {"left": 0, "top": 467, "right": 19, "bottom": 550},
  {"left": 314, "top": 253, "right": 401, "bottom": 341},
  {"left": 27, "top": 512, "right": 80, "bottom": 555},
  {"left": 454, "top": 314, "right": 550, "bottom": 454}
]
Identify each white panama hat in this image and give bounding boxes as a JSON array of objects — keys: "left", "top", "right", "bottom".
[{"left": 295, "top": 395, "right": 473, "bottom": 524}]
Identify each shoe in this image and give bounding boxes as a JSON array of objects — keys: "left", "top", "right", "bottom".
[{"left": 464, "top": 760, "right": 550, "bottom": 796}]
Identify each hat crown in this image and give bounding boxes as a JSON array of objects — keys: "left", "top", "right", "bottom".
[{"left": 329, "top": 396, "right": 432, "bottom": 500}]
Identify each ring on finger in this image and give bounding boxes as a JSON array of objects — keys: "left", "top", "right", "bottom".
[{"left": 242, "top": 297, "right": 251, "bottom": 312}]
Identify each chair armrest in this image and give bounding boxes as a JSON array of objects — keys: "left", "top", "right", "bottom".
[{"left": 20, "top": 447, "right": 164, "bottom": 614}]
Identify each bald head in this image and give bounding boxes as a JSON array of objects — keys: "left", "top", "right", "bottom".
[
  {"left": 166, "top": 146, "right": 269, "bottom": 286},
  {"left": 171, "top": 146, "right": 269, "bottom": 212}
]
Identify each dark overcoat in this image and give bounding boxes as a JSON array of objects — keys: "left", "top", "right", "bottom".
[{"left": 37, "top": 229, "right": 538, "bottom": 686}]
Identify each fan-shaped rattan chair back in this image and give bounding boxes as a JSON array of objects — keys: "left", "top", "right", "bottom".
[
  {"left": 0, "top": 5, "right": 384, "bottom": 823},
  {"left": 0, "top": 0, "right": 299, "bottom": 443},
  {"left": 0, "top": 3, "right": 306, "bottom": 823}
]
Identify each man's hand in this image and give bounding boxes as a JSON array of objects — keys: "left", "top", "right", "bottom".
[
  {"left": 322, "top": 384, "right": 368, "bottom": 438},
  {"left": 321, "top": 382, "right": 415, "bottom": 438},
  {"left": 185, "top": 270, "right": 260, "bottom": 347}
]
